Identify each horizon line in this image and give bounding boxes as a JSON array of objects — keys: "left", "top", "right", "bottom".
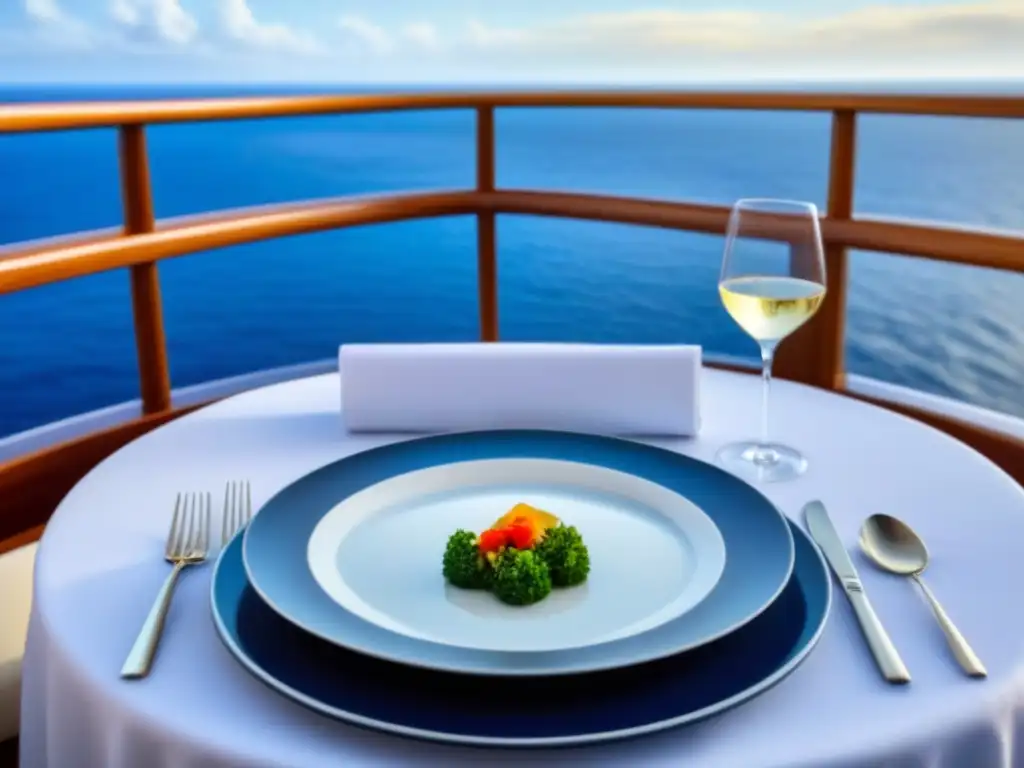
[{"left": 2, "top": 75, "right": 1023, "bottom": 87}]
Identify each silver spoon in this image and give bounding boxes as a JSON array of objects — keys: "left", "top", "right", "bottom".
[{"left": 859, "top": 514, "right": 986, "bottom": 678}]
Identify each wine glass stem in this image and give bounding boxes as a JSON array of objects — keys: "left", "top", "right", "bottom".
[{"left": 759, "top": 344, "right": 775, "bottom": 452}]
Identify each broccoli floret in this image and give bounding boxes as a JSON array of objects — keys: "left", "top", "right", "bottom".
[
  {"left": 535, "top": 525, "right": 590, "bottom": 587},
  {"left": 492, "top": 548, "right": 552, "bottom": 606},
  {"left": 442, "top": 530, "right": 493, "bottom": 589}
]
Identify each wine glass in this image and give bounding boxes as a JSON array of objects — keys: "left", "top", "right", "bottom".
[{"left": 716, "top": 198, "right": 826, "bottom": 482}]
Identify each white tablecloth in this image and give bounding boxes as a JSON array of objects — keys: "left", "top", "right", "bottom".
[{"left": 19, "top": 370, "right": 1024, "bottom": 768}]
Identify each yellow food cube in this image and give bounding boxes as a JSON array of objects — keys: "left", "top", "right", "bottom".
[{"left": 491, "top": 503, "right": 559, "bottom": 539}]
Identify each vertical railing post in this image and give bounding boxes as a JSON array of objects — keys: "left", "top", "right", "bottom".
[
  {"left": 475, "top": 105, "right": 498, "bottom": 341},
  {"left": 118, "top": 124, "right": 172, "bottom": 413},
  {"left": 774, "top": 109, "right": 856, "bottom": 389}
]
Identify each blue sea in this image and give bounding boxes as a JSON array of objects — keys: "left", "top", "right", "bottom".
[{"left": 1, "top": 82, "right": 1023, "bottom": 437}]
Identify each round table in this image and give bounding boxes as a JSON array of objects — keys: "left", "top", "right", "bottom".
[{"left": 20, "top": 370, "right": 1024, "bottom": 768}]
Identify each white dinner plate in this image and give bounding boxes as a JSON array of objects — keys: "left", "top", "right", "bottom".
[
  {"left": 215, "top": 519, "right": 830, "bottom": 747},
  {"left": 306, "top": 458, "right": 727, "bottom": 653},
  {"left": 243, "top": 429, "right": 795, "bottom": 676}
]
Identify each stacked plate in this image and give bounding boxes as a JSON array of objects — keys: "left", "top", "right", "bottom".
[{"left": 211, "top": 429, "right": 832, "bottom": 747}]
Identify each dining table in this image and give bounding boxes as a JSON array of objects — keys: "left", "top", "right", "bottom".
[{"left": 18, "top": 367, "right": 1024, "bottom": 767}]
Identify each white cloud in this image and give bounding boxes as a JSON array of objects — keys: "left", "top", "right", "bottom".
[
  {"left": 153, "top": 0, "right": 198, "bottom": 45},
  {"left": 335, "top": 17, "right": 442, "bottom": 55},
  {"left": 109, "top": 0, "right": 140, "bottom": 27},
  {"left": 110, "top": 0, "right": 198, "bottom": 46},
  {"left": 221, "top": 0, "right": 321, "bottom": 55},
  {"left": 338, "top": 15, "right": 393, "bottom": 55},
  {"left": 794, "top": 2, "right": 1024, "bottom": 54},
  {"left": 466, "top": 19, "right": 525, "bottom": 49},
  {"left": 460, "top": 1, "right": 1024, "bottom": 75},
  {"left": 9, "top": 0, "right": 1024, "bottom": 81},
  {"left": 22, "top": 0, "right": 94, "bottom": 49},
  {"left": 24, "top": 0, "right": 64, "bottom": 23},
  {"left": 402, "top": 22, "right": 442, "bottom": 52}
]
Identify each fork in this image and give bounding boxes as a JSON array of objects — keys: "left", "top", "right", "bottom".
[
  {"left": 221, "top": 480, "right": 253, "bottom": 547},
  {"left": 121, "top": 492, "right": 211, "bottom": 679}
]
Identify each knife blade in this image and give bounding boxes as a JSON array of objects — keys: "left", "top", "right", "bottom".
[{"left": 804, "top": 500, "right": 911, "bottom": 684}]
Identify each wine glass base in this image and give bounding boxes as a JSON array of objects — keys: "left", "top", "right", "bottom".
[{"left": 716, "top": 441, "right": 808, "bottom": 483}]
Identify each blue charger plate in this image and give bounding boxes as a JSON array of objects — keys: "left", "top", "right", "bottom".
[
  {"left": 242, "top": 430, "right": 796, "bottom": 676},
  {"left": 213, "top": 518, "right": 830, "bottom": 747}
]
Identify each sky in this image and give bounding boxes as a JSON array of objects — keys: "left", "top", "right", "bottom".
[{"left": 0, "top": 0, "right": 1021, "bottom": 83}]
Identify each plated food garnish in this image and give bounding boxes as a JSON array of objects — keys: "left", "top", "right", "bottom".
[{"left": 442, "top": 503, "right": 591, "bottom": 606}]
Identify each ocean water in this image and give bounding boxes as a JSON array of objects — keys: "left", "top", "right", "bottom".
[{"left": 0, "top": 83, "right": 1023, "bottom": 437}]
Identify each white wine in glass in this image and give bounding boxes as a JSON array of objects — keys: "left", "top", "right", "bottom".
[{"left": 716, "top": 199, "right": 826, "bottom": 482}]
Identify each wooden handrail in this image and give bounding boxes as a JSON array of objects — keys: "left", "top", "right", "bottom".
[
  {"left": 0, "top": 191, "right": 481, "bottom": 292},
  {"left": 3, "top": 91, "right": 1024, "bottom": 133},
  {"left": 0, "top": 91, "right": 1018, "bottom": 434},
  {"left": 2, "top": 190, "right": 1022, "bottom": 296},
  {"left": 1, "top": 89, "right": 1024, "bottom": 548},
  {"left": 822, "top": 110, "right": 857, "bottom": 389},
  {"left": 775, "top": 110, "right": 856, "bottom": 389},
  {"left": 119, "top": 125, "right": 172, "bottom": 414},
  {"left": 476, "top": 106, "right": 498, "bottom": 341}
]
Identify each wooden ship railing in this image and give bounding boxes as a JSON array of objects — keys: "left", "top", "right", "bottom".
[{"left": 2, "top": 90, "right": 1023, "bottom": 551}]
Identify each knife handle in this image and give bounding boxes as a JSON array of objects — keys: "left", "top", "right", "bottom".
[{"left": 846, "top": 581, "right": 911, "bottom": 684}]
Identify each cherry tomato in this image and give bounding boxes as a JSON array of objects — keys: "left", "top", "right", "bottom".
[
  {"left": 506, "top": 523, "right": 534, "bottom": 550},
  {"left": 478, "top": 528, "right": 508, "bottom": 553}
]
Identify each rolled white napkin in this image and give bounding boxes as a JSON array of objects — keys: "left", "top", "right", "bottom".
[{"left": 339, "top": 342, "right": 701, "bottom": 436}]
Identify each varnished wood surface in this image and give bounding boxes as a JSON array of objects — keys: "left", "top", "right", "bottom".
[
  {"left": 824, "top": 216, "right": 1024, "bottom": 272},
  {"left": 0, "top": 190, "right": 481, "bottom": 293},
  {"left": 0, "top": 525, "right": 43, "bottom": 556},
  {"left": 119, "top": 125, "right": 172, "bottom": 414},
  {"left": 0, "top": 404, "right": 205, "bottom": 545},
  {"left": 476, "top": 107, "right": 498, "bottom": 341},
  {"left": 1, "top": 189, "right": 1022, "bottom": 298},
  {"left": 775, "top": 109, "right": 856, "bottom": 389},
  {"left": 2, "top": 91, "right": 1024, "bottom": 134}
]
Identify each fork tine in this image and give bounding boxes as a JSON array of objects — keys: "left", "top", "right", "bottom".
[
  {"left": 173, "top": 494, "right": 191, "bottom": 557},
  {"left": 216, "top": 481, "right": 253, "bottom": 548},
  {"left": 176, "top": 494, "right": 191, "bottom": 557},
  {"left": 187, "top": 494, "right": 202, "bottom": 555},
  {"left": 202, "top": 492, "right": 212, "bottom": 554},
  {"left": 193, "top": 494, "right": 205, "bottom": 555},
  {"left": 188, "top": 493, "right": 199, "bottom": 551},
  {"left": 165, "top": 494, "right": 183, "bottom": 558},
  {"left": 221, "top": 484, "right": 231, "bottom": 546},
  {"left": 230, "top": 481, "right": 239, "bottom": 538},
  {"left": 222, "top": 481, "right": 240, "bottom": 547},
  {"left": 195, "top": 494, "right": 207, "bottom": 554},
  {"left": 232, "top": 481, "right": 241, "bottom": 533}
]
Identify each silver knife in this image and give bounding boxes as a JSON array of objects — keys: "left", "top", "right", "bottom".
[{"left": 804, "top": 500, "right": 911, "bottom": 684}]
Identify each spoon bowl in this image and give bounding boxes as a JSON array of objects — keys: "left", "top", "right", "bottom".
[
  {"left": 858, "top": 512, "right": 986, "bottom": 679},
  {"left": 859, "top": 514, "right": 929, "bottom": 576}
]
